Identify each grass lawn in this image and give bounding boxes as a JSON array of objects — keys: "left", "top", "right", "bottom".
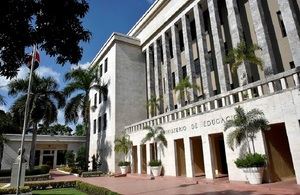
[{"left": 32, "top": 188, "right": 87, "bottom": 195}]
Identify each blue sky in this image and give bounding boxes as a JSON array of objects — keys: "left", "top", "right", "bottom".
[{"left": 0, "top": 0, "right": 154, "bottom": 128}]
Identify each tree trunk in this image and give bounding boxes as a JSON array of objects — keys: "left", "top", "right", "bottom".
[
  {"left": 0, "top": 142, "right": 3, "bottom": 170},
  {"left": 251, "top": 137, "right": 256, "bottom": 153},
  {"left": 84, "top": 98, "right": 90, "bottom": 171},
  {"left": 29, "top": 123, "right": 38, "bottom": 170},
  {"left": 153, "top": 142, "right": 157, "bottom": 161},
  {"left": 245, "top": 134, "right": 252, "bottom": 154}
]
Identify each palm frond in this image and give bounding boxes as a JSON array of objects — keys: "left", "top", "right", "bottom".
[{"left": 64, "top": 93, "right": 84, "bottom": 123}]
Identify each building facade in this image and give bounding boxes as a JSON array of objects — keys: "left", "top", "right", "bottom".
[{"left": 89, "top": 0, "right": 300, "bottom": 184}]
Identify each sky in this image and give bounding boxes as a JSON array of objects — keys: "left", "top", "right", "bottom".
[{"left": 0, "top": 0, "right": 154, "bottom": 128}]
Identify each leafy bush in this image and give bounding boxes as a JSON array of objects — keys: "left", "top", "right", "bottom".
[
  {"left": 58, "top": 165, "right": 78, "bottom": 174},
  {"left": 235, "top": 153, "right": 266, "bottom": 168},
  {"left": 148, "top": 160, "right": 161, "bottom": 167},
  {"left": 65, "top": 151, "right": 75, "bottom": 167},
  {"left": 75, "top": 146, "right": 87, "bottom": 170},
  {"left": 0, "top": 186, "right": 30, "bottom": 194},
  {"left": 81, "top": 171, "right": 102, "bottom": 177},
  {"left": 0, "top": 165, "right": 50, "bottom": 177},
  {"left": 118, "top": 161, "right": 130, "bottom": 166},
  {"left": 76, "top": 181, "right": 119, "bottom": 195}
]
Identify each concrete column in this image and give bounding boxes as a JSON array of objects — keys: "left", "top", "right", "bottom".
[
  {"left": 208, "top": 0, "right": 231, "bottom": 93},
  {"left": 53, "top": 150, "right": 57, "bottom": 168},
  {"left": 249, "top": 0, "right": 277, "bottom": 76},
  {"left": 182, "top": 14, "right": 197, "bottom": 103},
  {"left": 146, "top": 143, "right": 151, "bottom": 175},
  {"left": 184, "top": 137, "right": 193, "bottom": 177},
  {"left": 146, "top": 47, "right": 155, "bottom": 118},
  {"left": 154, "top": 40, "right": 164, "bottom": 114},
  {"left": 202, "top": 134, "right": 214, "bottom": 179},
  {"left": 225, "top": 0, "right": 248, "bottom": 86},
  {"left": 137, "top": 145, "right": 142, "bottom": 174},
  {"left": 277, "top": 0, "right": 300, "bottom": 67},
  {"left": 194, "top": 4, "right": 213, "bottom": 99},
  {"left": 162, "top": 32, "right": 175, "bottom": 111},
  {"left": 171, "top": 25, "right": 184, "bottom": 107}
]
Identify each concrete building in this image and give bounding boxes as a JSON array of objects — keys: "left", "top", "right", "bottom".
[
  {"left": 89, "top": 0, "right": 300, "bottom": 184},
  {"left": 1, "top": 134, "right": 85, "bottom": 169}
]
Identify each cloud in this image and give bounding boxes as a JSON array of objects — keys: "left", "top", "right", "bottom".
[
  {"left": 0, "top": 66, "right": 29, "bottom": 92},
  {"left": 71, "top": 62, "right": 90, "bottom": 70},
  {"left": 146, "top": 0, "right": 155, "bottom": 4},
  {"left": 57, "top": 109, "right": 65, "bottom": 124},
  {"left": 35, "top": 66, "right": 61, "bottom": 82},
  {"left": 0, "top": 105, "right": 8, "bottom": 112}
]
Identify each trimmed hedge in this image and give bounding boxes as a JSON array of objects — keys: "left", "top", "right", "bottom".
[
  {"left": 0, "top": 165, "right": 50, "bottom": 177},
  {"left": 76, "top": 181, "right": 119, "bottom": 195},
  {"left": 0, "top": 186, "right": 31, "bottom": 195},
  {"left": 81, "top": 171, "right": 102, "bottom": 177},
  {"left": 25, "top": 181, "right": 76, "bottom": 190}
]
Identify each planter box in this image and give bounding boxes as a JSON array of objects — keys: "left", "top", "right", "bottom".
[
  {"left": 243, "top": 167, "right": 264, "bottom": 184},
  {"left": 150, "top": 166, "right": 161, "bottom": 177},
  {"left": 119, "top": 166, "right": 128, "bottom": 174}
]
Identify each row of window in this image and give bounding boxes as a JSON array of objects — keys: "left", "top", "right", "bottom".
[
  {"left": 93, "top": 92, "right": 108, "bottom": 106},
  {"left": 93, "top": 113, "right": 107, "bottom": 134},
  {"left": 99, "top": 58, "right": 108, "bottom": 78}
]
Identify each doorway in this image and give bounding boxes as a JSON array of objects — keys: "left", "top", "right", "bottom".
[
  {"left": 150, "top": 143, "right": 157, "bottom": 161},
  {"left": 132, "top": 146, "right": 138, "bottom": 173},
  {"left": 210, "top": 133, "right": 228, "bottom": 178},
  {"left": 140, "top": 145, "right": 147, "bottom": 174},
  {"left": 42, "top": 156, "right": 54, "bottom": 169},
  {"left": 190, "top": 136, "right": 205, "bottom": 177},
  {"left": 175, "top": 139, "right": 186, "bottom": 176},
  {"left": 264, "top": 123, "right": 295, "bottom": 182}
]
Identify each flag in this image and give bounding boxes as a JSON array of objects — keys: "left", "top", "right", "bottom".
[{"left": 26, "top": 49, "right": 40, "bottom": 70}]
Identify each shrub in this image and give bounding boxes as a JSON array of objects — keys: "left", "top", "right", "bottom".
[
  {"left": 0, "top": 186, "right": 31, "bottom": 194},
  {"left": 235, "top": 153, "right": 266, "bottom": 168},
  {"left": 117, "top": 161, "right": 130, "bottom": 166},
  {"left": 148, "top": 159, "right": 161, "bottom": 167},
  {"left": 58, "top": 165, "right": 79, "bottom": 174},
  {"left": 81, "top": 171, "right": 102, "bottom": 177},
  {"left": 25, "top": 181, "right": 76, "bottom": 190},
  {"left": 75, "top": 181, "right": 119, "bottom": 195},
  {"left": 65, "top": 151, "right": 75, "bottom": 167},
  {"left": 0, "top": 165, "right": 50, "bottom": 177},
  {"left": 76, "top": 146, "right": 87, "bottom": 170}
]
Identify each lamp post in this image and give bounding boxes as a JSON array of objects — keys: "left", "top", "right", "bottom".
[{"left": 16, "top": 45, "right": 38, "bottom": 195}]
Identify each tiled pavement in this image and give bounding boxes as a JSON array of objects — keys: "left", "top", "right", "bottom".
[{"left": 50, "top": 171, "right": 300, "bottom": 195}]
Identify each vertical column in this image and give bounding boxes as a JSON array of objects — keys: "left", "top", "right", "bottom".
[
  {"left": 182, "top": 15, "right": 197, "bottom": 102},
  {"left": 208, "top": 0, "right": 231, "bottom": 93},
  {"left": 194, "top": 4, "right": 213, "bottom": 98},
  {"left": 202, "top": 134, "right": 214, "bottom": 179},
  {"left": 171, "top": 25, "right": 184, "bottom": 107},
  {"left": 225, "top": 0, "right": 248, "bottom": 86},
  {"left": 53, "top": 150, "right": 57, "bottom": 168},
  {"left": 137, "top": 145, "right": 142, "bottom": 174},
  {"left": 146, "top": 143, "right": 151, "bottom": 175},
  {"left": 146, "top": 46, "right": 155, "bottom": 118},
  {"left": 184, "top": 138, "right": 193, "bottom": 177},
  {"left": 277, "top": 0, "right": 300, "bottom": 67},
  {"left": 162, "top": 32, "right": 175, "bottom": 111},
  {"left": 249, "top": 0, "right": 277, "bottom": 76},
  {"left": 154, "top": 40, "right": 164, "bottom": 114}
]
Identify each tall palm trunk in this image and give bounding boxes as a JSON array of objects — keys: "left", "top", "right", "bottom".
[
  {"left": 84, "top": 96, "right": 90, "bottom": 171},
  {"left": 0, "top": 142, "right": 3, "bottom": 170},
  {"left": 29, "top": 123, "right": 38, "bottom": 170},
  {"left": 153, "top": 142, "right": 157, "bottom": 161}
]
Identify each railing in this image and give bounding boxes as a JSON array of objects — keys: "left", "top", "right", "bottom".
[{"left": 125, "top": 68, "right": 300, "bottom": 134}]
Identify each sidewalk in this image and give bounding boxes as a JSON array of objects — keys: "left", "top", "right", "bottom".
[{"left": 50, "top": 171, "right": 300, "bottom": 195}]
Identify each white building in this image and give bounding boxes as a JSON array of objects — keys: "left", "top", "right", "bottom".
[{"left": 89, "top": 0, "right": 300, "bottom": 184}]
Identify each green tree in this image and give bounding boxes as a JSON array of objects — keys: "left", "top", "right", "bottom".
[
  {"left": 74, "top": 124, "right": 86, "bottom": 136},
  {"left": 114, "top": 134, "right": 132, "bottom": 162},
  {"left": 39, "top": 124, "right": 73, "bottom": 135},
  {"left": 174, "top": 76, "right": 200, "bottom": 105},
  {"left": 75, "top": 146, "right": 87, "bottom": 170},
  {"left": 0, "top": 0, "right": 91, "bottom": 78},
  {"left": 8, "top": 73, "right": 65, "bottom": 170},
  {"left": 224, "top": 106, "right": 269, "bottom": 154},
  {"left": 0, "top": 95, "right": 5, "bottom": 105},
  {"left": 225, "top": 42, "right": 264, "bottom": 76},
  {"left": 141, "top": 126, "right": 167, "bottom": 161},
  {"left": 64, "top": 66, "right": 107, "bottom": 170},
  {"left": 146, "top": 96, "right": 161, "bottom": 117}
]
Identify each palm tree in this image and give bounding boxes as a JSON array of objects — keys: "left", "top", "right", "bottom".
[
  {"left": 174, "top": 76, "right": 200, "bottom": 105},
  {"left": 225, "top": 42, "right": 264, "bottom": 79},
  {"left": 0, "top": 95, "right": 5, "bottom": 105},
  {"left": 224, "top": 106, "right": 269, "bottom": 154},
  {"left": 114, "top": 134, "right": 132, "bottom": 162},
  {"left": 64, "top": 66, "right": 107, "bottom": 170},
  {"left": 146, "top": 96, "right": 161, "bottom": 117},
  {"left": 141, "top": 126, "right": 167, "bottom": 161},
  {"left": 8, "top": 73, "right": 65, "bottom": 170}
]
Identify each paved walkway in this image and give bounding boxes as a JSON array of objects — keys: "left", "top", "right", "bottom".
[{"left": 50, "top": 171, "right": 300, "bottom": 195}]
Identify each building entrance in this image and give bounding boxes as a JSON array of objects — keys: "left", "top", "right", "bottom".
[
  {"left": 264, "top": 123, "right": 295, "bottom": 182},
  {"left": 175, "top": 139, "right": 186, "bottom": 176},
  {"left": 132, "top": 146, "right": 138, "bottom": 173},
  {"left": 210, "top": 133, "right": 228, "bottom": 178},
  {"left": 42, "top": 156, "right": 54, "bottom": 169},
  {"left": 190, "top": 136, "right": 205, "bottom": 177},
  {"left": 140, "top": 144, "right": 147, "bottom": 174}
]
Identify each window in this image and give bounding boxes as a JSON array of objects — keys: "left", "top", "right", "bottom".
[
  {"left": 103, "top": 113, "right": 107, "bottom": 130},
  {"left": 174, "top": 104, "right": 178, "bottom": 109},
  {"left": 160, "top": 44, "right": 164, "bottom": 63},
  {"left": 94, "top": 93, "right": 97, "bottom": 106},
  {"left": 208, "top": 51, "right": 214, "bottom": 71},
  {"left": 56, "top": 150, "right": 67, "bottom": 165},
  {"left": 290, "top": 61, "right": 295, "bottom": 69},
  {"left": 169, "top": 38, "right": 174, "bottom": 58},
  {"left": 99, "top": 64, "right": 103, "bottom": 77},
  {"left": 190, "top": 20, "right": 196, "bottom": 40},
  {"left": 103, "top": 91, "right": 107, "bottom": 101},
  {"left": 163, "top": 78, "right": 166, "bottom": 93},
  {"left": 204, "top": 10, "right": 210, "bottom": 32},
  {"left": 194, "top": 59, "right": 201, "bottom": 75},
  {"left": 93, "top": 119, "right": 97, "bottom": 134},
  {"left": 182, "top": 66, "right": 187, "bottom": 78},
  {"left": 104, "top": 58, "right": 108, "bottom": 73},
  {"left": 98, "top": 116, "right": 101, "bottom": 132},
  {"left": 99, "top": 93, "right": 102, "bottom": 104},
  {"left": 172, "top": 72, "right": 176, "bottom": 89},
  {"left": 179, "top": 30, "right": 184, "bottom": 52},
  {"left": 277, "top": 11, "right": 287, "bottom": 37}
]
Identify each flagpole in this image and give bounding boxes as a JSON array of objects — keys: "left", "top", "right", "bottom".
[{"left": 16, "top": 44, "right": 36, "bottom": 195}]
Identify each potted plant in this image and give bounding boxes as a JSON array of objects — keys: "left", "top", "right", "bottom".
[
  {"left": 114, "top": 134, "right": 132, "bottom": 174},
  {"left": 224, "top": 106, "right": 269, "bottom": 184},
  {"left": 141, "top": 126, "right": 167, "bottom": 177}
]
